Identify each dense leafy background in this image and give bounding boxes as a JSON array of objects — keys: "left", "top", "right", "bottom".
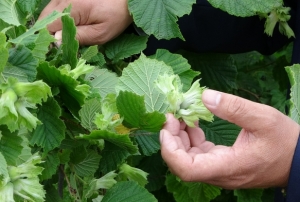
[{"left": 0, "top": 0, "right": 299, "bottom": 201}]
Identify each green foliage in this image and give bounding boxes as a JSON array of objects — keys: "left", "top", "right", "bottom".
[
  {"left": 206, "top": 0, "right": 294, "bottom": 38},
  {"left": 0, "top": 1, "right": 297, "bottom": 201},
  {"left": 102, "top": 181, "right": 157, "bottom": 202},
  {"left": 116, "top": 91, "right": 166, "bottom": 132},
  {"left": 128, "top": 0, "right": 196, "bottom": 40},
  {"left": 0, "top": 0, "right": 26, "bottom": 26},
  {"left": 166, "top": 174, "right": 221, "bottom": 202},
  {"left": 286, "top": 64, "right": 300, "bottom": 124}
]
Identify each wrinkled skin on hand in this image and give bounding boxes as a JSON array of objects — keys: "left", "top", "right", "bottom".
[
  {"left": 160, "top": 89, "right": 300, "bottom": 189},
  {"left": 39, "top": 0, "right": 133, "bottom": 45}
]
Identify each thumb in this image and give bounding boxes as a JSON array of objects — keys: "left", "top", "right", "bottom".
[{"left": 202, "top": 89, "right": 280, "bottom": 132}]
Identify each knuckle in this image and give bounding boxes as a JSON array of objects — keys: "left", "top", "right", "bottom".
[{"left": 226, "top": 97, "right": 246, "bottom": 120}]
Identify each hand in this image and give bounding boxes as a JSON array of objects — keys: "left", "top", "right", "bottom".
[
  {"left": 160, "top": 89, "right": 300, "bottom": 189},
  {"left": 38, "top": 0, "right": 133, "bottom": 45}
]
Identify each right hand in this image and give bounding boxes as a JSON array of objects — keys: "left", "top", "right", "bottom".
[
  {"left": 160, "top": 89, "right": 300, "bottom": 189},
  {"left": 38, "top": 0, "right": 133, "bottom": 45}
]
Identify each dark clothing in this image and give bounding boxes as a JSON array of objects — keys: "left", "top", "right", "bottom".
[
  {"left": 144, "top": 0, "right": 296, "bottom": 56},
  {"left": 145, "top": 1, "right": 300, "bottom": 201}
]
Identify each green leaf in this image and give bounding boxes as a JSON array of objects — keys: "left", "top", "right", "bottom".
[
  {"left": 99, "top": 142, "right": 130, "bottom": 174},
  {"left": 207, "top": 0, "right": 282, "bottom": 17},
  {"left": 150, "top": 49, "right": 200, "bottom": 91},
  {"left": 0, "top": 152, "right": 9, "bottom": 188},
  {"left": 61, "top": 7, "right": 79, "bottom": 68},
  {"left": 0, "top": 0, "right": 26, "bottom": 26},
  {"left": 200, "top": 117, "right": 240, "bottom": 146},
  {"left": 17, "top": 0, "right": 39, "bottom": 16},
  {"left": 32, "top": 28, "right": 56, "bottom": 61},
  {"left": 58, "top": 149, "right": 71, "bottom": 164},
  {"left": 102, "top": 181, "right": 157, "bottom": 202},
  {"left": 134, "top": 131, "right": 160, "bottom": 156},
  {"left": 138, "top": 153, "right": 168, "bottom": 192},
  {"left": 30, "top": 98, "right": 66, "bottom": 153},
  {"left": 10, "top": 10, "right": 66, "bottom": 44},
  {"left": 40, "top": 152, "right": 60, "bottom": 180},
  {"left": 45, "top": 185, "right": 63, "bottom": 202},
  {"left": 72, "top": 150, "right": 101, "bottom": 177},
  {"left": 2, "top": 66, "right": 28, "bottom": 82},
  {"left": 81, "top": 45, "right": 99, "bottom": 61},
  {"left": 78, "top": 130, "right": 138, "bottom": 154},
  {"left": 79, "top": 98, "right": 102, "bottom": 131},
  {"left": 6, "top": 45, "right": 38, "bottom": 81},
  {"left": 117, "top": 91, "right": 166, "bottom": 132},
  {"left": 85, "top": 171, "right": 118, "bottom": 199},
  {"left": 88, "top": 52, "right": 106, "bottom": 67},
  {"left": 166, "top": 174, "right": 221, "bottom": 202},
  {"left": 128, "top": 0, "right": 196, "bottom": 40},
  {"left": 37, "top": 62, "right": 87, "bottom": 114},
  {"left": 0, "top": 18, "right": 10, "bottom": 32},
  {"left": 116, "top": 54, "right": 173, "bottom": 112},
  {"left": 119, "top": 163, "right": 148, "bottom": 187},
  {"left": 286, "top": 64, "right": 300, "bottom": 124},
  {"left": 105, "top": 34, "right": 148, "bottom": 62},
  {"left": 70, "top": 145, "right": 87, "bottom": 165},
  {"left": 0, "top": 126, "right": 23, "bottom": 165},
  {"left": 15, "top": 135, "right": 32, "bottom": 165},
  {"left": 85, "top": 68, "right": 119, "bottom": 98},
  {"left": 165, "top": 174, "right": 193, "bottom": 202},
  {"left": 270, "top": 89, "right": 287, "bottom": 113},
  {"left": 5, "top": 24, "right": 27, "bottom": 40},
  {"left": 234, "top": 189, "right": 263, "bottom": 202},
  {"left": 182, "top": 52, "right": 237, "bottom": 92},
  {"left": 0, "top": 33, "right": 8, "bottom": 73}
]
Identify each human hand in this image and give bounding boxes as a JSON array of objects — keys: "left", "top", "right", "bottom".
[
  {"left": 39, "top": 0, "right": 133, "bottom": 45},
  {"left": 160, "top": 89, "right": 300, "bottom": 189}
]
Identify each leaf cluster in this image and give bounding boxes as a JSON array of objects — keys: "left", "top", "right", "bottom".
[{"left": 0, "top": 1, "right": 299, "bottom": 202}]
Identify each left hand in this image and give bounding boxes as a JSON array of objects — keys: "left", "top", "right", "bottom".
[{"left": 38, "top": 0, "right": 133, "bottom": 45}]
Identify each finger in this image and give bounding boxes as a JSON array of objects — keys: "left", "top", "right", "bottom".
[
  {"left": 202, "top": 89, "right": 282, "bottom": 133},
  {"left": 38, "top": 0, "right": 60, "bottom": 20},
  {"left": 162, "top": 114, "right": 181, "bottom": 136},
  {"left": 186, "top": 124, "right": 206, "bottom": 148},
  {"left": 180, "top": 121, "right": 187, "bottom": 130},
  {"left": 187, "top": 147, "right": 204, "bottom": 157},
  {"left": 38, "top": 2, "right": 65, "bottom": 34},
  {"left": 160, "top": 129, "right": 194, "bottom": 175},
  {"left": 174, "top": 136, "right": 187, "bottom": 151},
  {"left": 39, "top": 2, "right": 82, "bottom": 34},
  {"left": 54, "top": 30, "right": 62, "bottom": 46},
  {"left": 161, "top": 130, "right": 236, "bottom": 183},
  {"left": 178, "top": 131, "right": 191, "bottom": 151}
]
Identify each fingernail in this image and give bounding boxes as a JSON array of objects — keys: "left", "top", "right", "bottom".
[
  {"left": 54, "top": 31, "right": 62, "bottom": 46},
  {"left": 202, "top": 89, "right": 221, "bottom": 107},
  {"left": 159, "top": 130, "right": 164, "bottom": 144}
]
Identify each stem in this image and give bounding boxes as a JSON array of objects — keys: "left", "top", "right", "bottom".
[
  {"left": 75, "top": 174, "right": 86, "bottom": 185},
  {"left": 238, "top": 88, "right": 260, "bottom": 101},
  {"left": 58, "top": 165, "right": 64, "bottom": 198}
]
